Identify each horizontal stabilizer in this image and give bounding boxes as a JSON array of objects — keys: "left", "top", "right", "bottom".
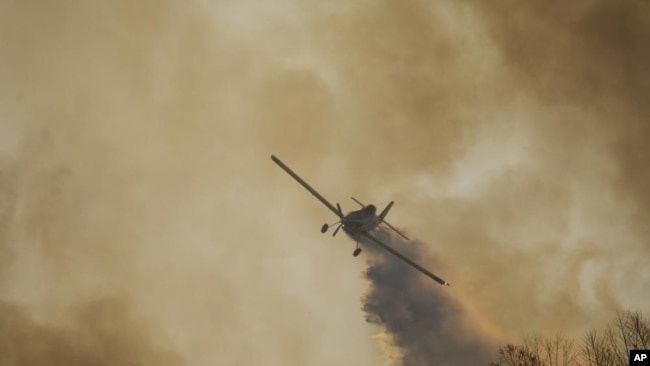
[
  {"left": 351, "top": 197, "right": 365, "bottom": 207},
  {"left": 378, "top": 201, "right": 409, "bottom": 240},
  {"left": 382, "top": 220, "right": 410, "bottom": 241}
]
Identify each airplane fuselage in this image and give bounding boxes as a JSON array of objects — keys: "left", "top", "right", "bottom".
[{"left": 341, "top": 204, "right": 381, "bottom": 237}]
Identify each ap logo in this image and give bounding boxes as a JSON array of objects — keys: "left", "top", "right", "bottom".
[{"left": 630, "top": 350, "right": 649, "bottom": 365}]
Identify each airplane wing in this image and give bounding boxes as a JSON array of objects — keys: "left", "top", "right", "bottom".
[
  {"left": 360, "top": 231, "right": 449, "bottom": 286},
  {"left": 271, "top": 155, "right": 343, "bottom": 218}
]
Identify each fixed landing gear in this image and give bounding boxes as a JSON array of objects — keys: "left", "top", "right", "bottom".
[
  {"left": 321, "top": 223, "right": 329, "bottom": 233},
  {"left": 353, "top": 242, "right": 362, "bottom": 257}
]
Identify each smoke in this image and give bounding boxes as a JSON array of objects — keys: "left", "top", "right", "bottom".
[
  {"left": 1, "top": 0, "right": 649, "bottom": 365},
  {"left": 0, "top": 298, "right": 182, "bottom": 366},
  {"left": 360, "top": 228, "right": 498, "bottom": 365}
]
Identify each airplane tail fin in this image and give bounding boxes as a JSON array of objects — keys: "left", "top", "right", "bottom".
[{"left": 379, "top": 201, "right": 394, "bottom": 220}]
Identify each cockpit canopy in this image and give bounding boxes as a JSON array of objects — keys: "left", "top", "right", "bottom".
[{"left": 364, "top": 204, "right": 377, "bottom": 216}]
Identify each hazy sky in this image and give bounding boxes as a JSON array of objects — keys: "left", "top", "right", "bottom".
[{"left": 1, "top": 1, "right": 648, "bottom": 365}]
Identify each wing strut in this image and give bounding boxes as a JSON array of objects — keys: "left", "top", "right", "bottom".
[
  {"left": 271, "top": 155, "right": 342, "bottom": 218},
  {"left": 361, "top": 232, "right": 449, "bottom": 286}
]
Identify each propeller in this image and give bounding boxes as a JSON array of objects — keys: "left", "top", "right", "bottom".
[
  {"left": 331, "top": 203, "right": 345, "bottom": 236},
  {"left": 332, "top": 223, "right": 342, "bottom": 236},
  {"left": 322, "top": 203, "right": 345, "bottom": 236}
]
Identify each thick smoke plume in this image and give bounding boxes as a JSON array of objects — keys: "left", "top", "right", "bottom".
[
  {"left": 1, "top": 0, "right": 649, "bottom": 365},
  {"left": 0, "top": 298, "right": 182, "bottom": 366},
  {"left": 361, "top": 228, "right": 498, "bottom": 365}
]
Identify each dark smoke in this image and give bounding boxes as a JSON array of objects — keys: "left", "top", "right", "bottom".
[
  {"left": 0, "top": 298, "right": 182, "bottom": 366},
  {"left": 361, "top": 228, "right": 497, "bottom": 365},
  {"left": 471, "top": 0, "right": 650, "bottom": 217}
]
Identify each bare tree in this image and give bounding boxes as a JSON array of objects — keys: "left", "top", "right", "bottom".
[
  {"left": 488, "top": 343, "right": 544, "bottom": 366},
  {"left": 541, "top": 334, "right": 578, "bottom": 366},
  {"left": 614, "top": 311, "right": 650, "bottom": 351},
  {"left": 580, "top": 311, "right": 650, "bottom": 366},
  {"left": 581, "top": 330, "right": 619, "bottom": 366},
  {"left": 489, "top": 311, "right": 649, "bottom": 366},
  {"left": 489, "top": 334, "right": 576, "bottom": 366}
]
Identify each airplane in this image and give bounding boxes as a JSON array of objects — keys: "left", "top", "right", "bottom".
[{"left": 271, "top": 155, "right": 450, "bottom": 286}]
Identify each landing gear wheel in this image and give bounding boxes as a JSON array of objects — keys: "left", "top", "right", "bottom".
[
  {"left": 321, "top": 224, "right": 328, "bottom": 233},
  {"left": 353, "top": 248, "right": 362, "bottom": 257}
]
